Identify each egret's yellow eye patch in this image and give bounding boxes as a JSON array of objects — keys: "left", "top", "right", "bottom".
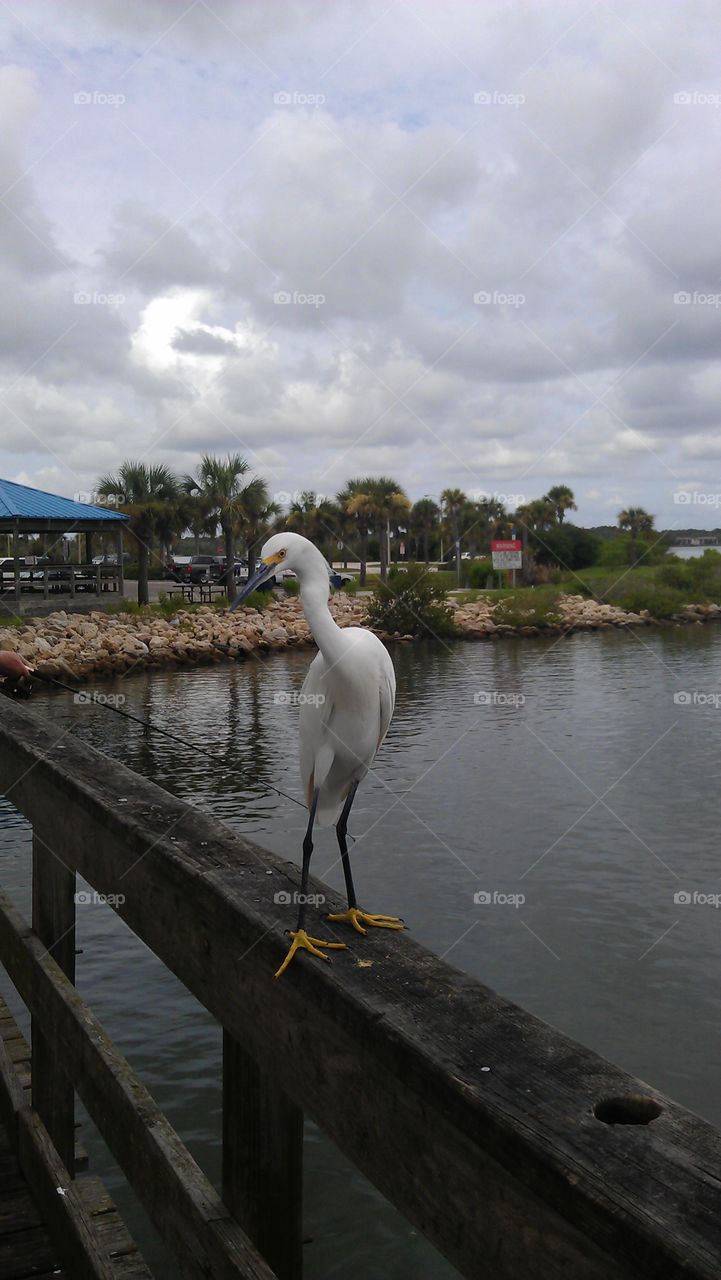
[{"left": 263, "top": 551, "right": 285, "bottom": 566}]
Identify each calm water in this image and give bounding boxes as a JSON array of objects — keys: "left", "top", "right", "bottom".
[
  {"left": 2, "top": 626, "right": 721, "bottom": 1277},
  {"left": 668, "top": 544, "right": 718, "bottom": 558}
]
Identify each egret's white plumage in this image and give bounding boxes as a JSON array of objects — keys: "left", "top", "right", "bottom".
[
  {"left": 258, "top": 532, "right": 395, "bottom": 824},
  {"left": 299, "top": 622, "right": 395, "bottom": 825},
  {"left": 231, "top": 530, "right": 403, "bottom": 973}
]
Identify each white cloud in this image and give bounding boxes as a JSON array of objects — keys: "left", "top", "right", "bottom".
[{"left": 1, "top": 3, "right": 721, "bottom": 527}]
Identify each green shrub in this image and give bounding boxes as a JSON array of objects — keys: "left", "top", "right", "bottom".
[
  {"left": 282, "top": 578, "right": 300, "bottom": 595},
  {"left": 598, "top": 534, "right": 668, "bottom": 567},
  {"left": 239, "top": 590, "right": 273, "bottom": 610},
  {"left": 426, "top": 568, "right": 457, "bottom": 592},
  {"left": 467, "top": 558, "right": 494, "bottom": 588},
  {"left": 657, "top": 558, "right": 691, "bottom": 591},
  {"left": 365, "top": 563, "right": 457, "bottom": 637},
  {"left": 534, "top": 525, "right": 600, "bottom": 571},
  {"left": 340, "top": 576, "right": 359, "bottom": 594},
  {"left": 494, "top": 590, "right": 563, "bottom": 629},
  {"left": 614, "top": 586, "right": 688, "bottom": 617}
]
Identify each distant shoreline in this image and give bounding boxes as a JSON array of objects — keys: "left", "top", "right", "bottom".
[{"left": 1, "top": 591, "right": 719, "bottom": 690}]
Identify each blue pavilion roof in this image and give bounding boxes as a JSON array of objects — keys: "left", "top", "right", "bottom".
[{"left": 0, "top": 478, "right": 128, "bottom": 524}]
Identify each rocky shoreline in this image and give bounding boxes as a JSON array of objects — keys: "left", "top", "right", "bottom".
[{"left": 0, "top": 592, "right": 719, "bottom": 686}]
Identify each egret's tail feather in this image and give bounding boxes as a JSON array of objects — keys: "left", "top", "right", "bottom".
[
  {"left": 316, "top": 797, "right": 345, "bottom": 828},
  {"left": 315, "top": 779, "right": 356, "bottom": 828}
]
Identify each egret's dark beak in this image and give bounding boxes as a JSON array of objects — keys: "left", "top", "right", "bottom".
[{"left": 228, "top": 559, "right": 278, "bottom": 611}]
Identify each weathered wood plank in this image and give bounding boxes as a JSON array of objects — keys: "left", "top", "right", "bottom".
[
  {"left": 76, "top": 1177, "right": 153, "bottom": 1280},
  {"left": 31, "top": 825, "right": 75, "bottom": 1174},
  {"left": 0, "top": 892, "right": 277, "bottom": 1280},
  {"left": 223, "top": 1031, "right": 302, "bottom": 1280},
  {"left": 2, "top": 701, "right": 721, "bottom": 1278},
  {"left": 0, "top": 993, "right": 88, "bottom": 1172},
  {"left": 0, "top": 1183, "right": 42, "bottom": 1231},
  {"left": 0, "top": 1022, "right": 116, "bottom": 1280},
  {"left": 17, "top": 1107, "right": 117, "bottom": 1280},
  {"left": 0, "top": 998, "right": 149, "bottom": 1280},
  {"left": 0, "top": 1223, "right": 57, "bottom": 1279}
]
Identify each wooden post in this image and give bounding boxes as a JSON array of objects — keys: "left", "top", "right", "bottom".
[
  {"left": 222, "top": 1031, "right": 303, "bottom": 1280},
  {"left": 116, "top": 528, "right": 124, "bottom": 597},
  {"left": 31, "top": 825, "right": 76, "bottom": 1173},
  {"left": 12, "top": 521, "right": 20, "bottom": 605}
]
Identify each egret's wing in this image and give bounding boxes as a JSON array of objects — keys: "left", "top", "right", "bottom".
[
  {"left": 299, "top": 653, "right": 336, "bottom": 806},
  {"left": 377, "top": 661, "right": 396, "bottom": 749}
]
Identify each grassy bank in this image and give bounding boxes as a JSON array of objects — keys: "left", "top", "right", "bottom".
[{"left": 456, "top": 554, "right": 721, "bottom": 620}]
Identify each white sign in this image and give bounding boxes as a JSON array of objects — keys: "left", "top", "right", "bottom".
[{"left": 492, "top": 549, "right": 522, "bottom": 569}]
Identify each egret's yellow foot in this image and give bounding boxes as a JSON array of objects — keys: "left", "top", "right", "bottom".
[
  {"left": 327, "top": 908, "right": 405, "bottom": 936},
  {"left": 274, "top": 929, "right": 346, "bottom": 978}
]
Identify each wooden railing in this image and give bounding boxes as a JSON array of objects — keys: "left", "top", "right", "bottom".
[
  {"left": 1, "top": 697, "right": 721, "bottom": 1278},
  {"left": 0, "top": 562, "right": 123, "bottom": 600}
]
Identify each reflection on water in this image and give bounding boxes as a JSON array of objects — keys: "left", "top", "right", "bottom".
[{"left": 2, "top": 625, "right": 721, "bottom": 1277}]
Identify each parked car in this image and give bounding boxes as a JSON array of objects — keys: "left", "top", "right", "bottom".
[
  {"left": 162, "top": 555, "right": 193, "bottom": 582},
  {"left": 175, "top": 555, "right": 221, "bottom": 584}
]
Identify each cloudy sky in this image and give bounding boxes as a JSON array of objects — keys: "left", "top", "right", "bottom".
[{"left": 2, "top": 0, "right": 721, "bottom": 527}]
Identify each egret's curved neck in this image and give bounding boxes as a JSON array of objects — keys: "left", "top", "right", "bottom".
[{"left": 298, "top": 566, "right": 343, "bottom": 662}]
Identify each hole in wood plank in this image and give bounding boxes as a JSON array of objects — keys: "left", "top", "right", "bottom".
[{"left": 593, "top": 1094, "right": 662, "bottom": 1126}]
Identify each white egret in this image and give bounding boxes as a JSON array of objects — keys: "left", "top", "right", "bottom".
[{"left": 230, "top": 531, "right": 404, "bottom": 976}]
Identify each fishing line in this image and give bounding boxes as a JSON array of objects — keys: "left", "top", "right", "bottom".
[{"left": 30, "top": 670, "right": 309, "bottom": 813}]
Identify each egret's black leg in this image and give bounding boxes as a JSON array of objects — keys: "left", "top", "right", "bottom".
[
  {"left": 328, "top": 781, "right": 405, "bottom": 935},
  {"left": 296, "top": 786, "right": 319, "bottom": 933},
  {"left": 274, "top": 787, "right": 346, "bottom": 977},
  {"left": 336, "top": 780, "right": 359, "bottom": 910}
]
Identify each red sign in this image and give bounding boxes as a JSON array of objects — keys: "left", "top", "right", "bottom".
[{"left": 491, "top": 539, "right": 522, "bottom": 552}]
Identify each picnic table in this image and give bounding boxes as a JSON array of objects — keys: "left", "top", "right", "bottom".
[{"left": 165, "top": 582, "right": 227, "bottom": 605}]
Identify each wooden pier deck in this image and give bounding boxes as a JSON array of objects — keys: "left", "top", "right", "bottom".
[
  {"left": 1, "top": 696, "right": 721, "bottom": 1278},
  {"left": 0, "top": 1119, "right": 59, "bottom": 1280},
  {"left": 0, "top": 993, "right": 150, "bottom": 1280}
]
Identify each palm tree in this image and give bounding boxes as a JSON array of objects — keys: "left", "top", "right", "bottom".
[
  {"left": 618, "top": 506, "right": 655, "bottom": 566},
  {"left": 474, "top": 498, "right": 511, "bottom": 548},
  {"left": 410, "top": 498, "right": 440, "bottom": 563},
  {"left": 546, "top": 484, "right": 577, "bottom": 525},
  {"left": 338, "top": 478, "right": 372, "bottom": 586},
  {"left": 518, "top": 498, "right": 556, "bottom": 534},
  {"left": 287, "top": 491, "right": 340, "bottom": 563},
  {"left": 239, "top": 478, "right": 279, "bottom": 577},
  {"left": 346, "top": 477, "right": 410, "bottom": 581},
  {"left": 181, "top": 477, "right": 215, "bottom": 556},
  {"left": 97, "top": 461, "right": 180, "bottom": 604},
  {"left": 185, "top": 454, "right": 255, "bottom": 602},
  {"left": 441, "top": 488, "right": 467, "bottom": 581},
  {"left": 514, "top": 498, "right": 556, "bottom": 585}
]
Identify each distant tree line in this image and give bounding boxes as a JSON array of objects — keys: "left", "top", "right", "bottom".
[{"left": 95, "top": 458, "right": 659, "bottom": 604}]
